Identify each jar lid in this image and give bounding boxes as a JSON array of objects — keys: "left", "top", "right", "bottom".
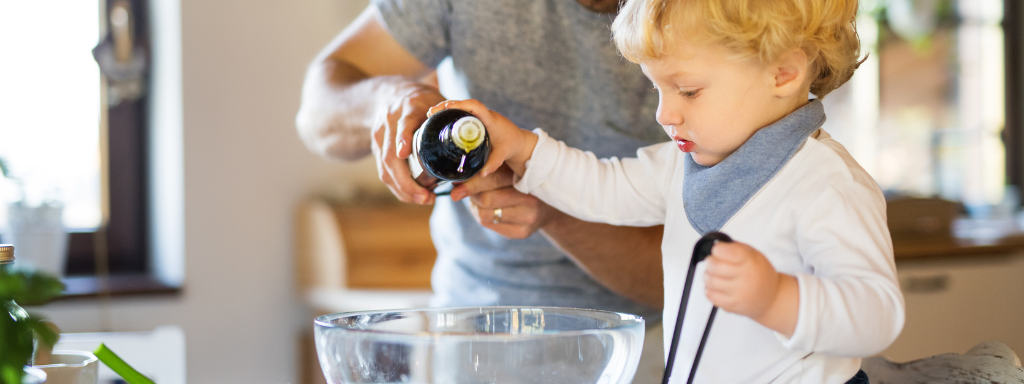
[{"left": 0, "top": 244, "right": 12, "bottom": 264}]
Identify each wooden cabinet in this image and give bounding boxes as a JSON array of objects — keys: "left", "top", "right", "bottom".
[
  {"left": 332, "top": 204, "right": 436, "bottom": 289},
  {"left": 883, "top": 251, "right": 1024, "bottom": 362},
  {"left": 295, "top": 199, "right": 436, "bottom": 292}
]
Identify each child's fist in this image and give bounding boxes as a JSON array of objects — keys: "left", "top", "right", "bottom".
[
  {"left": 703, "top": 241, "right": 781, "bottom": 321},
  {"left": 428, "top": 99, "right": 537, "bottom": 178}
]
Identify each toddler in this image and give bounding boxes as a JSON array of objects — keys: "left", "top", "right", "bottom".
[{"left": 434, "top": 0, "right": 904, "bottom": 382}]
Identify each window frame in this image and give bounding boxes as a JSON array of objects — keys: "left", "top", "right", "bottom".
[
  {"left": 1005, "top": 0, "right": 1024, "bottom": 195},
  {"left": 64, "top": 0, "right": 151, "bottom": 278}
]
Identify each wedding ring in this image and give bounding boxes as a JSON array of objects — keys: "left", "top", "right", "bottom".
[{"left": 492, "top": 208, "right": 503, "bottom": 224}]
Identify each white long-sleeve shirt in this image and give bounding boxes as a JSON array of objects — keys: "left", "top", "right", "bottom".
[{"left": 514, "top": 129, "right": 905, "bottom": 383}]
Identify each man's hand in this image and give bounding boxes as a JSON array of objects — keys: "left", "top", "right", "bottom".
[
  {"left": 449, "top": 165, "right": 556, "bottom": 239},
  {"left": 371, "top": 83, "right": 447, "bottom": 205},
  {"left": 295, "top": 6, "right": 447, "bottom": 205},
  {"left": 704, "top": 241, "right": 799, "bottom": 336}
]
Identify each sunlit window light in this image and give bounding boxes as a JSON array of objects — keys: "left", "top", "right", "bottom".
[
  {"left": 822, "top": 0, "right": 1007, "bottom": 211},
  {"left": 0, "top": 1, "right": 102, "bottom": 230}
]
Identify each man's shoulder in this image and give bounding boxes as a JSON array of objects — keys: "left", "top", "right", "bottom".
[{"left": 377, "top": 0, "right": 587, "bottom": 24}]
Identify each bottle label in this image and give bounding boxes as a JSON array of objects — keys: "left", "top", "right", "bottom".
[{"left": 409, "top": 128, "right": 440, "bottom": 189}]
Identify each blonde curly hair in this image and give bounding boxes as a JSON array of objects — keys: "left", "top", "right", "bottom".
[{"left": 612, "top": 0, "right": 862, "bottom": 97}]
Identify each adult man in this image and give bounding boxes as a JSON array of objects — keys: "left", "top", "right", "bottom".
[{"left": 297, "top": 0, "right": 666, "bottom": 380}]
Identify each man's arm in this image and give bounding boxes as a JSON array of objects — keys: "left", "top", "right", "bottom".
[
  {"left": 543, "top": 216, "right": 665, "bottom": 309},
  {"left": 450, "top": 167, "right": 665, "bottom": 309},
  {"left": 296, "top": 6, "right": 445, "bottom": 203}
]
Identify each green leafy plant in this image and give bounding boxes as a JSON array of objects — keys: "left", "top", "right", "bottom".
[
  {"left": 0, "top": 268, "right": 63, "bottom": 384},
  {"left": 0, "top": 157, "right": 61, "bottom": 208},
  {"left": 0, "top": 157, "right": 25, "bottom": 204},
  {"left": 0, "top": 157, "right": 9, "bottom": 179}
]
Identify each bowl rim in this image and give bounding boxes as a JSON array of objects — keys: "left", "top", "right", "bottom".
[{"left": 314, "top": 306, "right": 646, "bottom": 340}]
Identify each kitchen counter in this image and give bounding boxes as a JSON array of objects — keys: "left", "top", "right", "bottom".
[{"left": 893, "top": 232, "right": 1024, "bottom": 259}]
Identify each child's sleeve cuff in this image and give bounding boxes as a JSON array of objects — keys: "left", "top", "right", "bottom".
[
  {"left": 775, "top": 272, "right": 817, "bottom": 352},
  {"left": 513, "top": 128, "right": 558, "bottom": 194}
]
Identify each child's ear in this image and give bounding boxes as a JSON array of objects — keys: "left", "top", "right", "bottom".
[{"left": 772, "top": 48, "right": 811, "bottom": 98}]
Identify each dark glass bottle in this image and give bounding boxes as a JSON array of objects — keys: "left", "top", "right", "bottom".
[
  {"left": 408, "top": 109, "right": 491, "bottom": 189},
  {"left": 0, "top": 244, "right": 29, "bottom": 344}
]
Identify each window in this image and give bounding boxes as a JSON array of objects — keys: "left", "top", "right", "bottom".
[
  {"left": 822, "top": 0, "right": 1015, "bottom": 214},
  {"left": 1005, "top": 1, "right": 1024, "bottom": 196},
  {"left": 0, "top": 1, "right": 102, "bottom": 229},
  {"left": 0, "top": 0, "right": 153, "bottom": 282}
]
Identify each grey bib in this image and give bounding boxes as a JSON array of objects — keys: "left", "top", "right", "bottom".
[{"left": 683, "top": 99, "right": 825, "bottom": 234}]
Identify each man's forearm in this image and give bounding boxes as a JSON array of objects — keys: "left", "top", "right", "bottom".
[
  {"left": 540, "top": 212, "right": 664, "bottom": 309},
  {"left": 295, "top": 59, "right": 413, "bottom": 161}
]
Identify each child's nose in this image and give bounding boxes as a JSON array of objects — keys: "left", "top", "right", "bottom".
[{"left": 656, "top": 102, "right": 683, "bottom": 127}]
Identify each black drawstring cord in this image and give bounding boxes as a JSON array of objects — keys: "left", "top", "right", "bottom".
[{"left": 661, "top": 232, "right": 733, "bottom": 384}]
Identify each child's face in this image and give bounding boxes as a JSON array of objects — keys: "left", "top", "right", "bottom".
[{"left": 642, "top": 41, "right": 796, "bottom": 167}]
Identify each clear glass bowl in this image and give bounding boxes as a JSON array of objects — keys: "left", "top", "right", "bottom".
[{"left": 315, "top": 307, "right": 645, "bottom": 384}]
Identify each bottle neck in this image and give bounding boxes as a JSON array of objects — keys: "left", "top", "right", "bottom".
[{"left": 0, "top": 245, "right": 13, "bottom": 267}]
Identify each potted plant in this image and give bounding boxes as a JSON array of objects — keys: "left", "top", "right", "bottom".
[
  {"left": 0, "top": 158, "right": 69, "bottom": 278},
  {"left": 0, "top": 265, "right": 63, "bottom": 384}
]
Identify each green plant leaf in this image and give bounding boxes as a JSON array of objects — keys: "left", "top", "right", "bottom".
[
  {"left": 0, "top": 302, "right": 34, "bottom": 384},
  {"left": 0, "top": 268, "right": 63, "bottom": 384},
  {"left": 0, "top": 157, "right": 9, "bottom": 179},
  {"left": 27, "top": 317, "right": 58, "bottom": 348},
  {"left": 2, "top": 365, "right": 24, "bottom": 384},
  {"left": 94, "top": 344, "right": 155, "bottom": 384},
  {"left": 0, "top": 269, "right": 64, "bottom": 305}
]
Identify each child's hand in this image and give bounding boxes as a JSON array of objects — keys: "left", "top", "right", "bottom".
[
  {"left": 428, "top": 100, "right": 538, "bottom": 177},
  {"left": 705, "top": 241, "right": 798, "bottom": 336}
]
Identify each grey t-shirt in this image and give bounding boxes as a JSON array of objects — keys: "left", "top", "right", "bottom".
[{"left": 374, "top": 0, "right": 664, "bottom": 320}]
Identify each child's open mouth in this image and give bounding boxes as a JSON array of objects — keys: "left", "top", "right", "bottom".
[{"left": 675, "top": 138, "right": 695, "bottom": 152}]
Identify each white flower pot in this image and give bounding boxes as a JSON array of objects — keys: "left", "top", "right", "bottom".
[
  {"left": 34, "top": 351, "right": 99, "bottom": 384},
  {"left": 5, "top": 203, "right": 68, "bottom": 276}
]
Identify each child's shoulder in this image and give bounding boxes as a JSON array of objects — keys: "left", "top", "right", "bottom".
[{"left": 788, "top": 129, "right": 883, "bottom": 199}]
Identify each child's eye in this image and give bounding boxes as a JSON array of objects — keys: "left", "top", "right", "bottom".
[{"left": 679, "top": 89, "right": 701, "bottom": 98}]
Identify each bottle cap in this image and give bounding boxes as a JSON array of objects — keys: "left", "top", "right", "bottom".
[
  {"left": 451, "top": 116, "right": 485, "bottom": 152},
  {"left": 0, "top": 244, "right": 13, "bottom": 264}
]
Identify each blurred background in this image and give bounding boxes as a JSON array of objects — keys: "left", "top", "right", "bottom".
[
  {"left": 0, "top": 0, "right": 381, "bottom": 382},
  {"left": 0, "top": 0, "right": 1023, "bottom": 382}
]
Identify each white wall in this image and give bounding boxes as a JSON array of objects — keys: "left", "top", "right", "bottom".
[{"left": 40, "top": 0, "right": 378, "bottom": 382}]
